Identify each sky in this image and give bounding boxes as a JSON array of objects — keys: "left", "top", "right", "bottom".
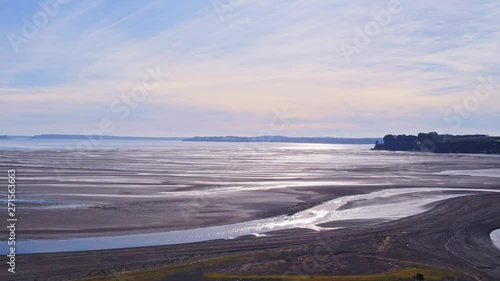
[{"left": 1, "top": 0, "right": 500, "bottom": 137}]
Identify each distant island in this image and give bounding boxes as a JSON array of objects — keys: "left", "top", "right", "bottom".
[
  {"left": 373, "top": 132, "right": 500, "bottom": 154},
  {"left": 183, "top": 136, "right": 382, "bottom": 145},
  {"left": 0, "top": 134, "right": 382, "bottom": 144},
  {"left": 30, "top": 134, "right": 183, "bottom": 141},
  {"left": 7, "top": 134, "right": 500, "bottom": 154}
]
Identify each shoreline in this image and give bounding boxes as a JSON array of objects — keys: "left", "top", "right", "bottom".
[
  {"left": 2, "top": 146, "right": 500, "bottom": 280},
  {"left": 5, "top": 187, "right": 491, "bottom": 254},
  {"left": 3, "top": 194, "right": 500, "bottom": 280},
  {"left": 3, "top": 185, "right": 376, "bottom": 240},
  {"left": 491, "top": 229, "right": 500, "bottom": 250},
  {"left": 5, "top": 184, "right": 498, "bottom": 241}
]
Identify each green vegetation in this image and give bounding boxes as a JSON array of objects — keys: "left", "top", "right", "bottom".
[
  {"left": 205, "top": 267, "right": 453, "bottom": 281},
  {"left": 83, "top": 252, "right": 280, "bottom": 281},
  {"left": 374, "top": 132, "right": 500, "bottom": 154},
  {"left": 414, "top": 272, "right": 425, "bottom": 280},
  {"left": 81, "top": 249, "right": 454, "bottom": 281}
]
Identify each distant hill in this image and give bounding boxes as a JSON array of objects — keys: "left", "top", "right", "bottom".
[
  {"left": 0, "top": 135, "right": 10, "bottom": 140},
  {"left": 373, "top": 132, "right": 500, "bottom": 154},
  {"left": 183, "top": 136, "right": 382, "bottom": 145},
  {"left": 31, "top": 134, "right": 183, "bottom": 141}
]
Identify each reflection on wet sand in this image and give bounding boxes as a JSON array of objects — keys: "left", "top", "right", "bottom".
[
  {"left": 4, "top": 187, "right": 499, "bottom": 254},
  {"left": 1, "top": 142, "right": 500, "bottom": 252},
  {"left": 492, "top": 229, "right": 500, "bottom": 251}
]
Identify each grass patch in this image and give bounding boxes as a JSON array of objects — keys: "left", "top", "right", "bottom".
[
  {"left": 83, "top": 251, "right": 281, "bottom": 281},
  {"left": 205, "top": 267, "right": 455, "bottom": 281}
]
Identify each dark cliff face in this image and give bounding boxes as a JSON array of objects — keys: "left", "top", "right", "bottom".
[
  {"left": 382, "top": 134, "right": 419, "bottom": 151},
  {"left": 374, "top": 133, "right": 500, "bottom": 154}
]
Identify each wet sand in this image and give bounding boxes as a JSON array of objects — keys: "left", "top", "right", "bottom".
[
  {"left": 491, "top": 229, "right": 500, "bottom": 250},
  {"left": 9, "top": 188, "right": 489, "bottom": 254},
  {"left": 3, "top": 193, "right": 500, "bottom": 280},
  {"left": 1, "top": 144, "right": 500, "bottom": 280},
  {"left": 1, "top": 147, "right": 500, "bottom": 240}
]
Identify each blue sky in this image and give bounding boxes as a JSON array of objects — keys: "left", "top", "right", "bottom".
[{"left": 2, "top": 0, "right": 500, "bottom": 137}]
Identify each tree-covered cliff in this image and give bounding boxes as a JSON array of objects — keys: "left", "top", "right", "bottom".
[{"left": 373, "top": 132, "right": 500, "bottom": 154}]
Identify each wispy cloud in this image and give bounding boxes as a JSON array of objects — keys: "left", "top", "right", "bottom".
[{"left": 2, "top": 0, "right": 500, "bottom": 136}]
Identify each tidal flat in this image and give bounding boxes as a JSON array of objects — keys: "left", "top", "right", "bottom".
[{"left": 1, "top": 141, "right": 499, "bottom": 280}]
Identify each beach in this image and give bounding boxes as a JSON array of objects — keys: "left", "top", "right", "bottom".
[
  {"left": 1, "top": 141, "right": 500, "bottom": 280},
  {"left": 4, "top": 194, "right": 500, "bottom": 280}
]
